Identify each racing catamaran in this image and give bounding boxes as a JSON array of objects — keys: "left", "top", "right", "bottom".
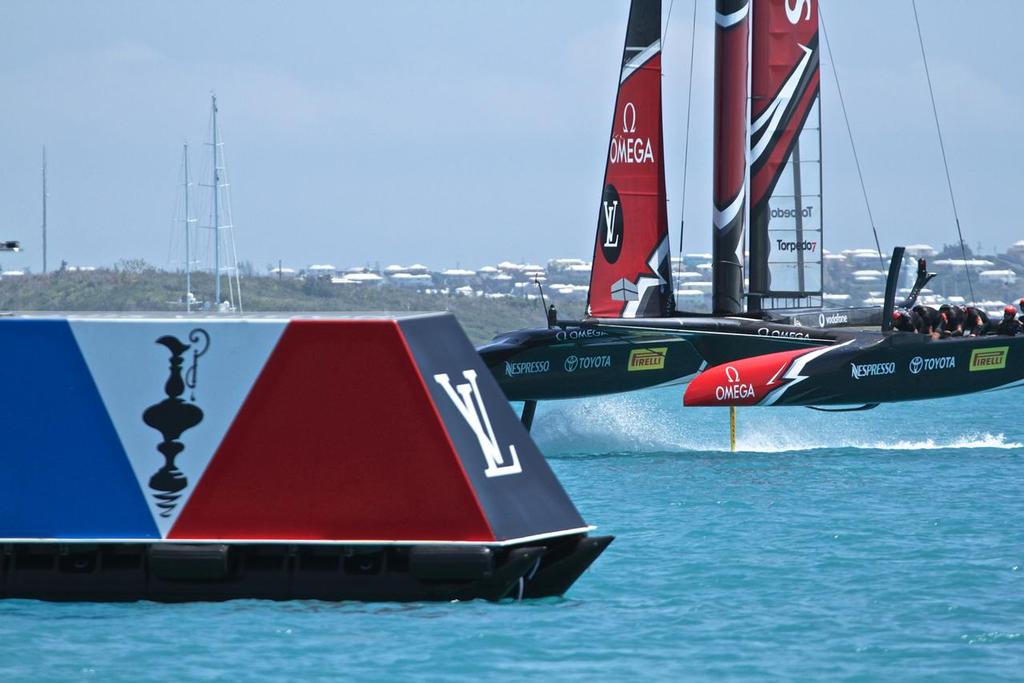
[{"left": 478, "top": 0, "right": 1021, "bottom": 419}]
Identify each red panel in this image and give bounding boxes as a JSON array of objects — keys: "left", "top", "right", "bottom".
[
  {"left": 588, "top": 52, "right": 669, "bottom": 318},
  {"left": 750, "top": 71, "right": 819, "bottom": 206},
  {"left": 170, "top": 320, "right": 495, "bottom": 542},
  {"left": 749, "top": 0, "right": 819, "bottom": 207},
  {"left": 751, "top": 0, "right": 818, "bottom": 120},
  {"left": 683, "top": 348, "right": 811, "bottom": 406},
  {"left": 713, "top": 15, "right": 749, "bottom": 208}
]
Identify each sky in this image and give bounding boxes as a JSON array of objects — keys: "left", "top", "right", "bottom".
[{"left": 1, "top": 1, "right": 1021, "bottom": 273}]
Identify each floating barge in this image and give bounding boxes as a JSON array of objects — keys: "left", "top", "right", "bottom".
[{"left": 0, "top": 312, "right": 610, "bottom": 602}]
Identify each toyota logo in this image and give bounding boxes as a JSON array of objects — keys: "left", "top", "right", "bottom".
[
  {"left": 909, "top": 356, "right": 923, "bottom": 375},
  {"left": 725, "top": 365, "right": 741, "bottom": 383},
  {"left": 564, "top": 355, "right": 579, "bottom": 373}
]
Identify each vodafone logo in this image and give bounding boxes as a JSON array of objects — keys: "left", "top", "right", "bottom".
[{"left": 819, "top": 312, "right": 848, "bottom": 327}]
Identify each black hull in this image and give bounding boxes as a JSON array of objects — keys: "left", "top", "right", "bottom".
[
  {"left": 0, "top": 536, "right": 612, "bottom": 603},
  {"left": 685, "top": 332, "right": 1024, "bottom": 407},
  {"left": 479, "top": 317, "right": 852, "bottom": 402},
  {"left": 764, "top": 334, "right": 1024, "bottom": 406}
]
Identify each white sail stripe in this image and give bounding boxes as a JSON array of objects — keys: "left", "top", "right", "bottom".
[
  {"left": 649, "top": 234, "right": 671, "bottom": 279},
  {"left": 750, "top": 44, "right": 814, "bottom": 164},
  {"left": 750, "top": 94, "right": 783, "bottom": 137},
  {"left": 620, "top": 41, "right": 660, "bottom": 83},
  {"left": 715, "top": 4, "right": 749, "bottom": 28},
  {"left": 713, "top": 185, "right": 746, "bottom": 229},
  {"left": 751, "top": 43, "right": 814, "bottom": 131}
]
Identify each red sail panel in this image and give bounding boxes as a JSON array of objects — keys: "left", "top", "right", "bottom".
[
  {"left": 748, "top": 0, "right": 822, "bottom": 305},
  {"left": 587, "top": 0, "right": 672, "bottom": 319},
  {"left": 712, "top": 0, "right": 750, "bottom": 316}
]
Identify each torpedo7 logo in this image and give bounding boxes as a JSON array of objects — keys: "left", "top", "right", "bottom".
[{"left": 433, "top": 370, "right": 522, "bottom": 478}]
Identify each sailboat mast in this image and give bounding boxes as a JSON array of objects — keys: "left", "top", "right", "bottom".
[
  {"left": 41, "top": 146, "right": 47, "bottom": 275},
  {"left": 183, "top": 142, "right": 192, "bottom": 313},
  {"left": 211, "top": 94, "right": 221, "bottom": 308},
  {"left": 711, "top": 0, "right": 750, "bottom": 316}
]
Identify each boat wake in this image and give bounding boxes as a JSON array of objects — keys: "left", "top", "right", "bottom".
[
  {"left": 529, "top": 392, "right": 1023, "bottom": 455},
  {"left": 730, "top": 432, "right": 1022, "bottom": 454}
]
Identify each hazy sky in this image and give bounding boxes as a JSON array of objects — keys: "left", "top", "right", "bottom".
[{"left": 1, "top": 1, "right": 1021, "bottom": 272}]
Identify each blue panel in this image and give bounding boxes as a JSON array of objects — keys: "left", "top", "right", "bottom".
[{"left": 0, "top": 319, "right": 158, "bottom": 538}]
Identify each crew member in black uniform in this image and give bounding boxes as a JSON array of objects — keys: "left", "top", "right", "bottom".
[
  {"left": 892, "top": 309, "right": 917, "bottom": 332},
  {"left": 938, "top": 304, "right": 965, "bottom": 337},
  {"left": 996, "top": 305, "right": 1022, "bottom": 336},
  {"left": 962, "top": 305, "right": 990, "bottom": 336},
  {"left": 912, "top": 305, "right": 942, "bottom": 336}
]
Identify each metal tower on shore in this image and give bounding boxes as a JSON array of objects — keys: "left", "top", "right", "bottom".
[{"left": 201, "top": 93, "right": 242, "bottom": 312}]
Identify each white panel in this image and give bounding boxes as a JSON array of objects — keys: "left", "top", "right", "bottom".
[
  {"left": 766, "top": 91, "right": 822, "bottom": 297},
  {"left": 70, "top": 319, "right": 287, "bottom": 537}
]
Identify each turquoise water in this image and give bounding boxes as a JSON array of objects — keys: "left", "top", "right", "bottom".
[{"left": 3, "top": 390, "right": 1023, "bottom": 681}]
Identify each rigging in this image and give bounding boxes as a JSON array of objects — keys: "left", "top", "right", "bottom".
[
  {"left": 912, "top": 0, "right": 975, "bottom": 303},
  {"left": 819, "top": 5, "right": 884, "bottom": 272}
]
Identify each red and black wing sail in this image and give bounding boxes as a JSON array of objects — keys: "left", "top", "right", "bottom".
[
  {"left": 711, "top": 0, "right": 750, "bottom": 316},
  {"left": 586, "top": 0, "right": 673, "bottom": 319},
  {"left": 747, "top": 0, "right": 822, "bottom": 310}
]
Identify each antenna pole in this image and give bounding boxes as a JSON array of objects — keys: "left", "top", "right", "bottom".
[
  {"left": 183, "top": 142, "right": 192, "bottom": 312},
  {"left": 212, "top": 94, "right": 221, "bottom": 308},
  {"left": 534, "top": 278, "right": 552, "bottom": 328},
  {"left": 41, "top": 146, "right": 47, "bottom": 274}
]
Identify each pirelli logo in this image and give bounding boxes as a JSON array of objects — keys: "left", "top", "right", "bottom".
[
  {"left": 969, "top": 346, "right": 1008, "bottom": 372},
  {"left": 628, "top": 347, "right": 667, "bottom": 372}
]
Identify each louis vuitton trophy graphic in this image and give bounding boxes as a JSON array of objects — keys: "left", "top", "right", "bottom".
[{"left": 142, "top": 328, "right": 209, "bottom": 517}]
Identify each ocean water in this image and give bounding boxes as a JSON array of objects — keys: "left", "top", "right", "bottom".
[{"left": 2, "top": 389, "right": 1023, "bottom": 681}]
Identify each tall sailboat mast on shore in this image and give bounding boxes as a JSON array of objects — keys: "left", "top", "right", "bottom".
[
  {"left": 202, "top": 93, "right": 242, "bottom": 312},
  {"left": 41, "top": 146, "right": 48, "bottom": 274},
  {"left": 212, "top": 95, "right": 221, "bottom": 307},
  {"left": 181, "top": 142, "right": 195, "bottom": 312}
]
